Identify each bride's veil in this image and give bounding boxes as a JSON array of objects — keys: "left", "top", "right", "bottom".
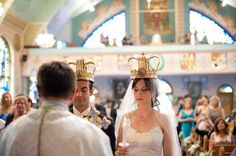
[{"left": 115, "top": 78, "right": 181, "bottom": 156}]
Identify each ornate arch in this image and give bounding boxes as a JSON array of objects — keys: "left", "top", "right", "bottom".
[
  {"left": 188, "top": 1, "right": 236, "bottom": 40},
  {"left": 0, "top": 36, "right": 11, "bottom": 95},
  {"left": 82, "top": 11, "right": 126, "bottom": 47}
]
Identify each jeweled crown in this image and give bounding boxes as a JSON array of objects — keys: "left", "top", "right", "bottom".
[
  {"left": 128, "top": 53, "right": 160, "bottom": 79},
  {"left": 69, "top": 58, "right": 96, "bottom": 82}
]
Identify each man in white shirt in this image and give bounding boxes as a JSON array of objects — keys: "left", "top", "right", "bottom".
[{"left": 0, "top": 61, "right": 112, "bottom": 156}]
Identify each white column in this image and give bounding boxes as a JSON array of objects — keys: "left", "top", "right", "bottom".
[
  {"left": 130, "top": 0, "right": 140, "bottom": 45},
  {"left": 175, "top": 0, "right": 185, "bottom": 43}
]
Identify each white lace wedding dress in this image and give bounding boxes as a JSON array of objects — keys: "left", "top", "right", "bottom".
[{"left": 126, "top": 126, "right": 163, "bottom": 156}]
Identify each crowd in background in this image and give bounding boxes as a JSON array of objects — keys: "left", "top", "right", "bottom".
[
  {"left": 173, "top": 95, "right": 236, "bottom": 155},
  {"left": 0, "top": 91, "right": 236, "bottom": 155},
  {"left": 0, "top": 92, "right": 119, "bottom": 132}
]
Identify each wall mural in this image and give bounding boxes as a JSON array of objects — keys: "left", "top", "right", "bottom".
[
  {"left": 23, "top": 51, "right": 236, "bottom": 76},
  {"left": 78, "top": 1, "right": 125, "bottom": 39},
  {"left": 189, "top": 0, "right": 236, "bottom": 37},
  {"left": 180, "top": 53, "right": 196, "bottom": 71},
  {"left": 143, "top": 0, "right": 172, "bottom": 35},
  {"left": 211, "top": 53, "right": 227, "bottom": 70}
]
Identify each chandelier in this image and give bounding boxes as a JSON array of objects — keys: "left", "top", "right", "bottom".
[{"left": 35, "top": 27, "right": 55, "bottom": 48}]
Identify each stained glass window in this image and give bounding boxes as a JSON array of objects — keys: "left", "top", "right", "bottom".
[
  {"left": 218, "top": 84, "right": 233, "bottom": 93},
  {"left": 189, "top": 10, "right": 235, "bottom": 44},
  {"left": 82, "top": 12, "right": 126, "bottom": 48},
  {"left": 0, "top": 37, "right": 11, "bottom": 95},
  {"left": 29, "top": 76, "right": 38, "bottom": 104}
]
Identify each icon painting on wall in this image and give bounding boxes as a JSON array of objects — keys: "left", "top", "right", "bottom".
[
  {"left": 143, "top": 0, "right": 172, "bottom": 35},
  {"left": 180, "top": 53, "right": 196, "bottom": 70},
  {"left": 211, "top": 53, "right": 227, "bottom": 70}
]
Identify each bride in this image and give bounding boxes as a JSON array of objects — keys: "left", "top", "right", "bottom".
[{"left": 115, "top": 53, "right": 181, "bottom": 156}]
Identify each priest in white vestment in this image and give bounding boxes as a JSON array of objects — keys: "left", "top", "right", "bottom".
[{"left": 0, "top": 61, "right": 112, "bottom": 156}]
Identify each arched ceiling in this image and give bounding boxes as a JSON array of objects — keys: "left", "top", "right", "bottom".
[
  {"left": 0, "top": 0, "right": 102, "bottom": 46},
  {"left": 0, "top": 0, "right": 235, "bottom": 46},
  {"left": 9, "top": 0, "right": 64, "bottom": 22}
]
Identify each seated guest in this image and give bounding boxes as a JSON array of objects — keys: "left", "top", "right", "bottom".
[
  {"left": 208, "top": 95, "right": 225, "bottom": 124},
  {"left": 5, "top": 96, "right": 28, "bottom": 127},
  {"left": 196, "top": 117, "right": 213, "bottom": 138},
  {"left": 0, "top": 92, "right": 13, "bottom": 121},
  {"left": 209, "top": 117, "right": 232, "bottom": 151}
]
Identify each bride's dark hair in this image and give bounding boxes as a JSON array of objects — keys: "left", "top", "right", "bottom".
[{"left": 132, "top": 78, "right": 159, "bottom": 107}]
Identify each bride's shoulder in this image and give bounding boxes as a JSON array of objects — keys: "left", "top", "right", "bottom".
[
  {"left": 154, "top": 111, "right": 170, "bottom": 122},
  {"left": 123, "top": 110, "right": 136, "bottom": 118},
  {"left": 154, "top": 111, "right": 172, "bottom": 132}
]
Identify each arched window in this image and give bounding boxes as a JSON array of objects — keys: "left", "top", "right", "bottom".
[
  {"left": 29, "top": 76, "right": 38, "bottom": 104},
  {"left": 0, "top": 37, "right": 11, "bottom": 95},
  {"left": 217, "top": 84, "right": 234, "bottom": 115},
  {"left": 218, "top": 84, "right": 233, "bottom": 93},
  {"left": 189, "top": 10, "right": 235, "bottom": 44},
  {"left": 82, "top": 11, "right": 126, "bottom": 48}
]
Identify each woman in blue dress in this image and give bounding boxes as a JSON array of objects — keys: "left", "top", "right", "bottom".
[{"left": 178, "top": 95, "right": 195, "bottom": 139}]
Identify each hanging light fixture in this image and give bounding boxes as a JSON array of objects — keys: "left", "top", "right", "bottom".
[
  {"left": 35, "top": 27, "right": 55, "bottom": 48},
  {"left": 35, "top": 0, "right": 56, "bottom": 48}
]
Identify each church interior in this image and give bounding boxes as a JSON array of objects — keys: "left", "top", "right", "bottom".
[
  {"left": 0, "top": 0, "right": 236, "bottom": 113},
  {"left": 1, "top": 0, "right": 236, "bottom": 155},
  {"left": 0, "top": 0, "right": 236, "bottom": 115}
]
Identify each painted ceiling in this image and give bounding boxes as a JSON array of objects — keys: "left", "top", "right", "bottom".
[
  {"left": 0, "top": 0, "right": 235, "bottom": 45},
  {"left": 0, "top": 0, "right": 103, "bottom": 45}
]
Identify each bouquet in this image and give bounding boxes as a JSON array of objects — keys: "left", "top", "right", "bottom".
[{"left": 187, "top": 141, "right": 213, "bottom": 156}]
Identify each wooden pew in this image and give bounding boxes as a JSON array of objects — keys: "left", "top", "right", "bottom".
[
  {"left": 219, "top": 145, "right": 235, "bottom": 156},
  {"left": 203, "top": 135, "right": 209, "bottom": 152},
  {"left": 233, "top": 135, "right": 236, "bottom": 144},
  {"left": 212, "top": 144, "right": 236, "bottom": 156}
]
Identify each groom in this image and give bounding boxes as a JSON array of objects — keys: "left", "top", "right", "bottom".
[{"left": 69, "top": 58, "right": 116, "bottom": 154}]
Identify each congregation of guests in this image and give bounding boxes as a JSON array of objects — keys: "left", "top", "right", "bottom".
[
  {"left": 0, "top": 72, "right": 235, "bottom": 156},
  {"left": 0, "top": 93, "right": 36, "bottom": 131},
  {"left": 174, "top": 94, "right": 236, "bottom": 155},
  {"left": 1, "top": 91, "right": 235, "bottom": 141},
  {"left": 0, "top": 91, "right": 119, "bottom": 131},
  {"left": 1, "top": 90, "right": 236, "bottom": 154}
]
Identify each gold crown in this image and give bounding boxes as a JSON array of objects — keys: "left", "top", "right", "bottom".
[
  {"left": 69, "top": 58, "right": 96, "bottom": 82},
  {"left": 128, "top": 53, "right": 160, "bottom": 79}
]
